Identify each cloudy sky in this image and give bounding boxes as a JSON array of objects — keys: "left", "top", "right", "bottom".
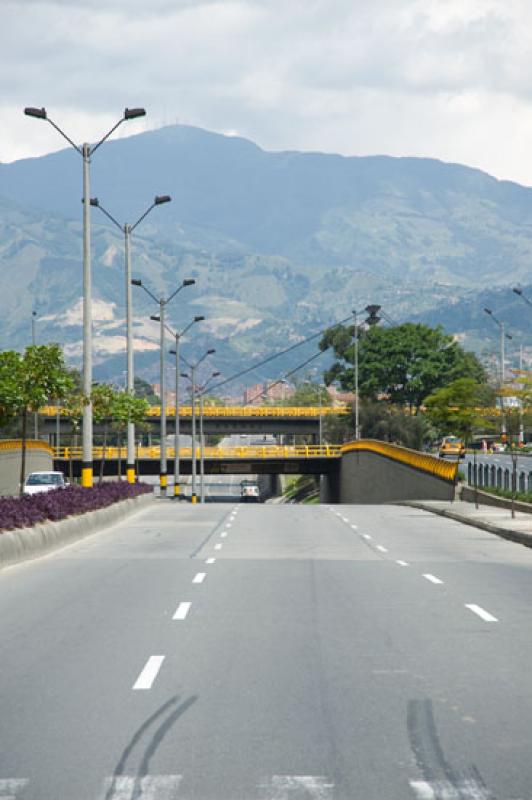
[{"left": 3, "top": 0, "right": 532, "bottom": 184}]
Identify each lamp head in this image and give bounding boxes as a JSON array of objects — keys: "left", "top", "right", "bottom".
[
  {"left": 207, "top": 348, "right": 215, "bottom": 355},
  {"left": 24, "top": 107, "right": 47, "bottom": 120},
  {"left": 212, "top": 371, "right": 221, "bottom": 378},
  {"left": 513, "top": 287, "right": 523, "bottom": 296},
  {"left": 180, "top": 372, "right": 189, "bottom": 379},
  {"left": 154, "top": 195, "right": 171, "bottom": 205},
  {"left": 194, "top": 315, "right": 205, "bottom": 323},
  {"left": 89, "top": 197, "right": 99, "bottom": 207},
  {"left": 183, "top": 279, "right": 195, "bottom": 287},
  {"left": 484, "top": 307, "right": 492, "bottom": 315},
  {"left": 169, "top": 348, "right": 176, "bottom": 355},
  {"left": 124, "top": 107, "right": 146, "bottom": 120},
  {"left": 131, "top": 278, "right": 142, "bottom": 286},
  {"left": 150, "top": 315, "right": 160, "bottom": 322}
]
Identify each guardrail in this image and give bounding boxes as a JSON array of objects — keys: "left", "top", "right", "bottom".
[
  {"left": 0, "top": 438, "right": 54, "bottom": 454},
  {"left": 54, "top": 444, "right": 342, "bottom": 460},
  {"left": 341, "top": 439, "right": 458, "bottom": 483},
  {"left": 40, "top": 405, "right": 349, "bottom": 419},
  {"left": 468, "top": 461, "right": 532, "bottom": 494}
]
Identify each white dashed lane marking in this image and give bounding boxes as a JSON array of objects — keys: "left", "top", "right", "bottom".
[
  {"left": 220, "top": 532, "right": 227, "bottom": 538},
  {"left": 396, "top": 560, "right": 409, "bottom": 567},
  {"left": 192, "top": 572, "right": 206, "bottom": 584},
  {"left": 99, "top": 774, "right": 183, "bottom": 799},
  {"left": 0, "top": 778, "right": 29, "bottom": 798},
  {"left": 133, "top": 656, "right": 165, "bottom": 690},
  {"left": 362, "top": 534, "right": 372, "bottom": 540},
  {"left": 423, "top": 574, "right": 444, "bottom": 585},
  {"left": 206, "top": 558, "right": 216, "bottom": 564},
  {"left": 172, "top": 602, "right": 191, "bottom": 621},
  {"left": 214, "top": 543, "right": 222, "bottom": 551},
  {"left": 465, "top": 604, "right": 498, "bottom": 622},
  {"left": 259, "top": 775, "right": 334, "bottom": 799},
  {"left": 409, "top": 778, "right": 494, "bottom": 799},
  {"left": 376, "top": 545, "right": 388, "bottom": 553}
]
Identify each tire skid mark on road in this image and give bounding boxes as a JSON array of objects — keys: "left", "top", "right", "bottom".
[{"left": 188, "top": 507, "right": 235, "bottom": 559}]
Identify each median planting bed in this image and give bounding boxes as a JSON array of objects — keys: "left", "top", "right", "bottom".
[{"left": 0, "top": 482, "right": 152, "bottom": 531}]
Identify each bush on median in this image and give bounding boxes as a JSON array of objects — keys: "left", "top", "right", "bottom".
[{"left": 0, "top": 482, "right": 152, "bottom": 532}]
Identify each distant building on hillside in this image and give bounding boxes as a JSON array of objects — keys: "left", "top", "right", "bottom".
[
  {"left": 326, "top": 386, "right": 354, "bottom": 406},
  {"left": 243, "top": 381, "right": 295, "bottom": 405}
]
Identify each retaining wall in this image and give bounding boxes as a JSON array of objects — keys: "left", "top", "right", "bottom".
[
  {"left": 336, "top": 441, "right": 456, "bottom": 504},
  {"left": 0, "top": 440, "right": 53, "bottom": 497}
]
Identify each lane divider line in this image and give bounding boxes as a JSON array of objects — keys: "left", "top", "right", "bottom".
[
  {"left": 465, "top": 604, "right": 498, "bottom": 622},
  {"left": 350, "top": 524, "right": 358, "bottom": 530},
  {"left": 214, "top": 543, "right": 222, "bottom": 550},
  {"left": 362, "top": 534, "right": 372, "bottom": 540},
  {"left": 173, "top": 602, "right": 191, "bottom": 621},
  {"left": 220, "top": 532, "right": 227, "bottom": 538},
  {"left": 376, "top": 545, "right": 388, "bottom": 553},
  {"left": 396, "top": 560, "right": 409, "bottom": 567},
  {"left": 206, "top": 558, "right": 216, "bottom": 564},
  {"left": 133, "top": 655, "right": 165, "bottom": 690},
  {"left": 423, "top": 574, "right": 444, "bottom": 585},
  {"left": 193, "top": 572, "right": 206, "bottom": 584}
]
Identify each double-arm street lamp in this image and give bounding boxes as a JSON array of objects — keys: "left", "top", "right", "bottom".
[
  {"left": 353, "top": 305, "right": 381, "bottom": 439},
  {"left": 484, "top": 307, "right": 513, "bottom": 436},
  {"left": 167, "top": 316, "right": 205, "bottom": 497},
  {"left": 180, "top": 348, "right": 216, "bottom": 504},
  {"left": 91, "top": 195, "right": 171, "bottom": 483},
  {"left": 24, "top": 105, "right": 146, "bottom": 487},
  {"left": 132, "top": 277, "right": 196, "bottom": 495}
]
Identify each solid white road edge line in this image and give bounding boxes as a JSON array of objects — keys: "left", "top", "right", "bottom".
[
  {"left": 173, "top": 602, "right": 191, "bottom": 621},
  {"left": 465, "top": 604, "right": 498, "bottom": 622},
  {"left": 100, "top": 775, "right": 183, "bottom": 799},
  {"left": 133, "top": 656, "right": 165, "bottom": 690},
  {"left": 193, "top": 572, "right": 206, "bottom": 584},
  {"left": 423, "top": 574, "right": 444, "bottom": 585}
]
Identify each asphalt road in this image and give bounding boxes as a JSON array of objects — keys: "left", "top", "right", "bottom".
[{"left": 2, "top": 500, "right": 532, "bottom": 799}]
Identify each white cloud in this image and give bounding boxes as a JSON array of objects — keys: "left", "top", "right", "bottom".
[{"left": 2, "top": 0, "right": 532, "bottom": 182}]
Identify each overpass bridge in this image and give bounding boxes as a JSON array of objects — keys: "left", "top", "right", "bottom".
[
  {"left": 40, "top": 405, "right": 349, "bottom": 437},
  {"left": 53, "top": 439, "right": 458, "bottom": 502}
]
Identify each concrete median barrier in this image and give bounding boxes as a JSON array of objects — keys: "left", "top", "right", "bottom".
[{"left": 0, "top": 492, "right": 154, "bottom": 571}]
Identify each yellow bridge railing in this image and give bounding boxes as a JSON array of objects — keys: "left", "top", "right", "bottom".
[
  {"left": 41, "top": 405, "right": 349, "bottom": 419},
  {"left": 54, "top": 444, "right": 342, "bottom": 460},
  {"left": 341, "top": 439, "right": 458, "bottom": 483}
]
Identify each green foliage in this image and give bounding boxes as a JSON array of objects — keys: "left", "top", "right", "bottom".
[
  {"left": 134, "top": 376, "right": 160, "bottom": 405},
  {"left": 111, "top": 391, "right": 150, "bottom": 431},
  {"left": 358, "top": 401, "right": 430, "bottom": 450},
  {"left": 0, "top": 345, "right": 74, "bottom": 425},
  {"left": 321, "top": 322, "right": 485, "bottom": 411},
  {"left": 424, "top": 378, "right": 495, "bottom": 443},
  {"left": 284, "top": 382, "right": 331, "bottom": 408}
]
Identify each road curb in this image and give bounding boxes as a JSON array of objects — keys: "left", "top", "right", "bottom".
[
  {"left": 400, "top": 500, "right": 532, "bottom": 549},
  {"left": 0, "top": 492, "right": 155, "bottom": 570}
]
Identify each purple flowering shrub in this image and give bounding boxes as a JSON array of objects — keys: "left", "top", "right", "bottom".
[{"left": 0, "top": 482, "right": 152, "bottom": 532}]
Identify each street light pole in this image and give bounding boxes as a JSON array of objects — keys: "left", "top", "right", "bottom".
[
  {"left": 181, "top": 349, "right": 215, "bottom": 504},
  {"left": 352, "top": 305, "right": 381, "bottom": 440},
  {"left": 91, "top": 195, "right": 171, "bottom": 483},
  {"left": 132, "top": 277, "right": 195, "bottom": 496},
  {"left": 24, "top": 105, "right": 146, "bottom": 487},
  {"left": 31, "top": 310, "right": 38, "bottom": 439},
  {"left": 168, "top": 316, "right": 205, "bottom": 498},
  {"left": 484, "top": 307, "right": 512, "bottom": 437},
  {"left": 199, "top": 371, "right": 220, "bottom": 504}
]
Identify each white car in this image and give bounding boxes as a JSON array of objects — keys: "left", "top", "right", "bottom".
[{"left": 23, "top": 471, "right": 68, "bottom": 495}]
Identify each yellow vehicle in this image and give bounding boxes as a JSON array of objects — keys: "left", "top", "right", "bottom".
[{"left": 439, "top": 436, "right": 466, "bottom": 459}]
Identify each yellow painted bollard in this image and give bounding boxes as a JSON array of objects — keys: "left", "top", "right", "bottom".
[
  {"left": 127, "top": 468, "right": 135, "bottom": 484},
  {"left": 174, "top": 484, "right": 180, "bottom": 497},
  {"left": 191, "top": 493, "right": 197, "bottom": 504},
  {"left": 81, "top": 466, "right": 93, "bottom": 488},
  {"left": 160, "top": 473, "right": 167, "bottom": 497}
]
